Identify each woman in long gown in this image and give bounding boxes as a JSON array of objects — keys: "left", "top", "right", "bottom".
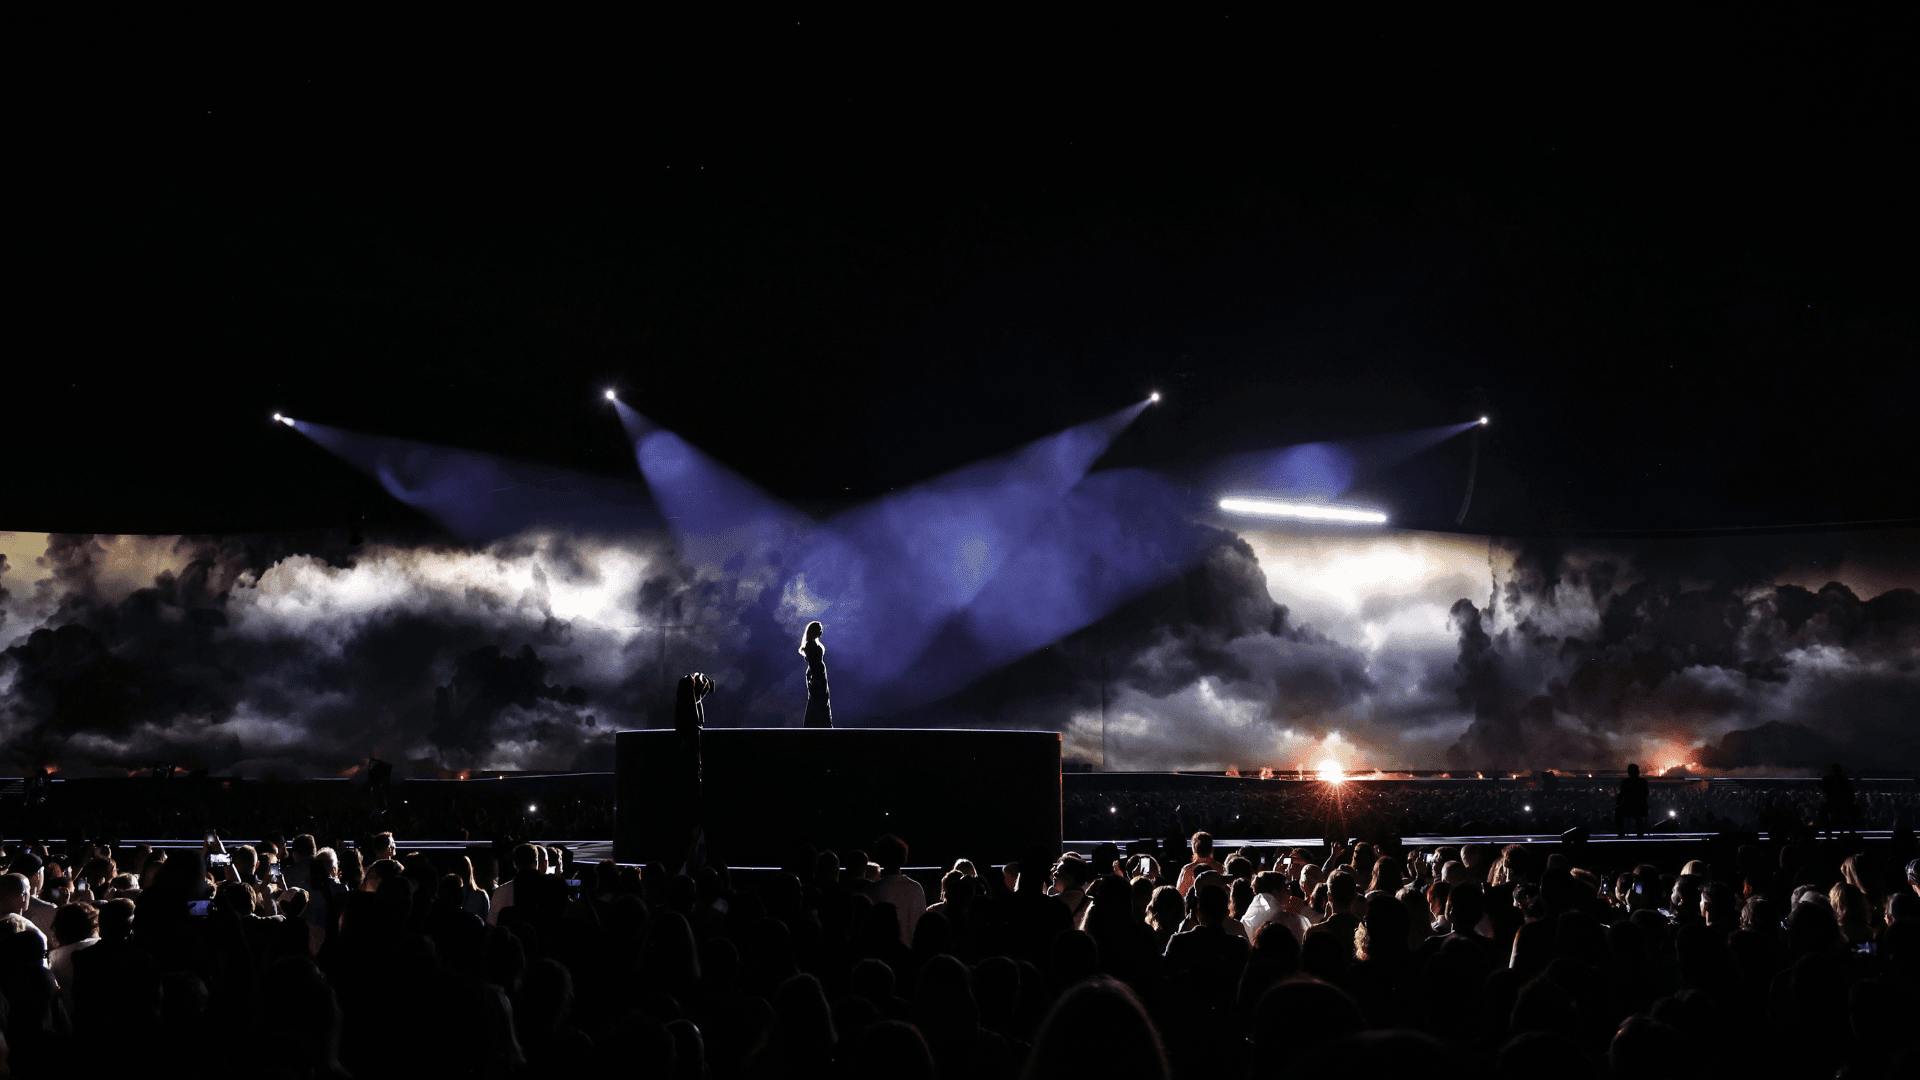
[{"left": 800, "top": 621, "right": 833, "bottom": 728}]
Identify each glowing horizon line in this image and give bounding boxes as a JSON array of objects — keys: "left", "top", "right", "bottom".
[{"left": 1218, "top": 496, "right": 1387, "bottom": 525}]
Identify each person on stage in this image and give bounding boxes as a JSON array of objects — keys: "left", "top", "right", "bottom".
[
  {"left": 674, "top": 672, "right": 714, "bottom": 870},
  {"left": 1614, "top": 763, "right": 1649, "bottom": 837},
  {"left": 675, "top": 671, "right": 714, "bottom": 760},
  {"left": 800, "top": 620, "right": 833, "bottom": 728},
  {"left": 1818, "top": 763, "right": 1857, "bottom": 838}
]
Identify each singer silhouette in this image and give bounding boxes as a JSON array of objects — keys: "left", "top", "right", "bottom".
[{"left": 800, "top": 621, "right": 833, "bottom": 728}]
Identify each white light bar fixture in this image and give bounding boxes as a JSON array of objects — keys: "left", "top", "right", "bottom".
[{"left": 1218, "top": 496, "right": 1388, "bottom": 525}]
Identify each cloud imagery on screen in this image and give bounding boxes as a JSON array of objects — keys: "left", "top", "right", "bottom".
[
  {"left": 904, "top": 526, "right": 1920, "bottom": 775},
  {"left": 0, "top": 530, "right": 752, "bottom": 777},
  {"left": 1445, "top": 532, "right": 1920, "bottom": 774},
  {"left": 1, "top": 522, "right": 1915, "bottom": 777}
]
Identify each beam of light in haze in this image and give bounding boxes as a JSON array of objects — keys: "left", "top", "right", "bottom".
[
  {"left": 1212, "top": 441, "right": 1356, "bottom": 499},
  {"left": 288, "top": 420, "right": 663, "bottom": 543},
  {"left": 805, "top": 398, "right": 1153, "bottom": 700},
  {"left": 873, "top": 467, "right": 1213, "bottom": 713},
  {"left": 305, "top": 393, "right": 1184, "bottom": 724},
  {"left": 1218, "top": 497, "right": 1387, "bottom": 525},
  {"left": 617, "top": 396, "right": 1157, "bottom": 718},
  {"left": 1455, "top": 425, "right": 1481, "bottom": 525},
  {"left": 1206, "top": 421, "right": 1480, "bottom": 500},
  {"left": 613, "top": 397, "right": 823, "bottom": 582},
  {"left": 620, "top": 408, "right": 837, "bottom": 720}
]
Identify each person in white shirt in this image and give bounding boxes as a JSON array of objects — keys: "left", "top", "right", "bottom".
[
  {"left": 1242, "top": 871, "right": 1311, "bottom": 945},
  {"left": 1175, "top": 832, "right": 1226, "bottom": 896},
  {"left": 867, "top": 835, "right": 926, "bottom": 946}
]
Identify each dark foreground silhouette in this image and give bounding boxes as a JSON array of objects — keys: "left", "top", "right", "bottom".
[{"left": 1, "top": 821, "right": 1915, "bottom": 1080}]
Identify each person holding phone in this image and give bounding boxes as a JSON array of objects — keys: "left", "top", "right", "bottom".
[{"left": 44, "top": 872, "right": 71, "bottom": 908}]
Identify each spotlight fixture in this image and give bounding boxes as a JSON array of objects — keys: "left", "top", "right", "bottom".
[
  {"left": 272, "top": 413, "right": 295, "bottom": 427},
  {"left": 1218, "top": 496, "right": 1387, "bottom": 525},
  {"left": 1149, "top": 391, "right": 1161, "bottom": 403},
  {"left": 1479, "top": 416, "right": 1489, "bottom": 426},
  {"left": 604, "top": 389, "right": 618, "bottom": 401}
]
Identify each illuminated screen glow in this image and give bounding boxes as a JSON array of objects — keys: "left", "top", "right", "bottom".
[
  {"left": 5, "top": 472, "right": 1918, "bottom": 778},
  {"left": 1218, "top": 497, "right": 1388, "bottom": 525}
]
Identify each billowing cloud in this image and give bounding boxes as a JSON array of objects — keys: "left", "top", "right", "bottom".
[
  {"left": 900, "top": 525, "right": 1920, "bottom": 774},
  {"left": 3, "top": 523, "right": 1915, "bottom": 777},
  {"left": 0, "top": 531, "right": 770, "bottom": 776},
  {"left": 1439, "top": 533, "right": 1920, "bottom": 772}
]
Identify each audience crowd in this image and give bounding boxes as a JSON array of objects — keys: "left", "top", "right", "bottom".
[
  {"left": 0, "top": 815, "right": 1913, "bottom": 1080},
  {"left": 17, "top": 778, "right": 610, "bottom": 847},
  {"left": 25, "top": 773, "right": 1913, "bottom": 850},
  {"left": 1069, "top": 778, "right": 1920, "bottom": 842}
]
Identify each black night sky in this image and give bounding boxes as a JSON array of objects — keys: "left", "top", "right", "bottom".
[{"left": 13, "top": 9, "right": 1913, "bottom": 537}]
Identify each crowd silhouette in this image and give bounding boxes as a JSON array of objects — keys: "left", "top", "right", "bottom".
[
  {"left": 1067, "top": 775, "right": 1920, "bottom": 845},
  {"left": 0, "top": 816, "right": 1912, "bottom": 1079}
]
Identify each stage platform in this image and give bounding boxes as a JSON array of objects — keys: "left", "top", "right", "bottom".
[{"left": 614, "top": 727, "right": 1062, "bottom": 867}]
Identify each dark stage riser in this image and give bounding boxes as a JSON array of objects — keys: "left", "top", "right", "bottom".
[{"left": 614, "top": 728, "right": 1061, "bottom": 869}]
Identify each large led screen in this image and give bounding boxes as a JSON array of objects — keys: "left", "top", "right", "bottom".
[{"left": 4, "top": 523, "right": 1913, "bottom": 777}]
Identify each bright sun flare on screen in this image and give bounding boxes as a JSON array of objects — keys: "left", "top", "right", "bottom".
[{"left": 1319, "top": 758, "right": 1345, "bottom": 782}]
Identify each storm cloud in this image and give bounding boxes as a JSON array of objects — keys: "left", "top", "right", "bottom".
[
  {"left": 2, "top": 522, "right": 1915, "bottom": 777},
  {"left": 1442, "top": 532, "right": 1920, "bottom": 772},
  {"left": 894, "top": 525, "right": 1920, "bottom": 774},
  {"left": 0, "top": 530, "right": 760, "bottom": 776}
]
